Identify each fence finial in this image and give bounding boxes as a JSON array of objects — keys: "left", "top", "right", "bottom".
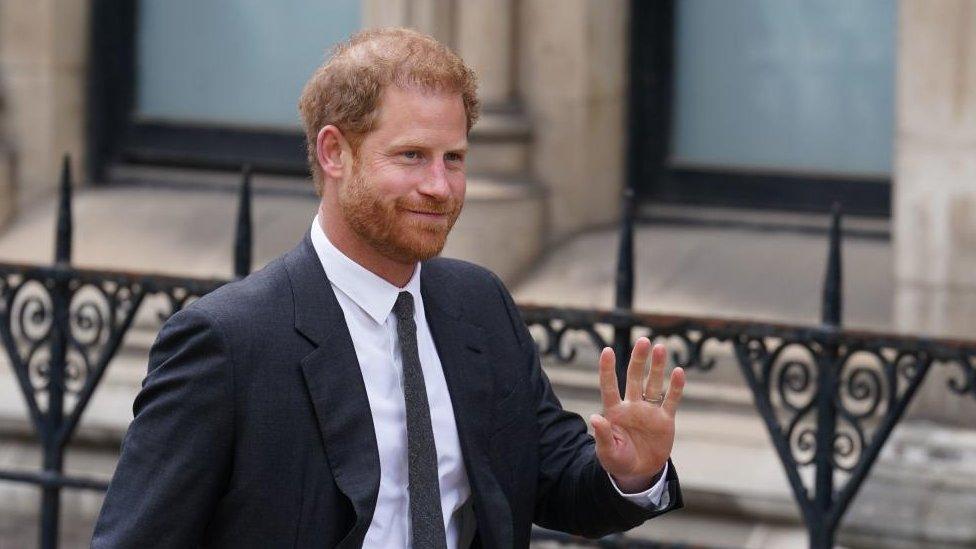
[
  {"left": 55, "top": 154, "right": 72, "bottom": 264},
  {"left": 821, "top": 202, "right": 843, "bottom": 327},
  {"left": 234, "top": 164, "right": 253, "bottom": 279},
  {"left": 613, "top": 187, "right": 636, "bottom": 395}
]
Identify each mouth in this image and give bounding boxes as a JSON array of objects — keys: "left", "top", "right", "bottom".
[{"left": 404, "top": 209, "right": 450, "bottom": 219}]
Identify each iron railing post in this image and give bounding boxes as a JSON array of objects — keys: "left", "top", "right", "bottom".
[
  {"left": 234, "top": 165, "right": 253, "bottom": 279},
  {"left": 55, "top": 156, "right": 72, "bottom": 266},
  {"left": 821, "top": 203, "right": 843, "bottom": 328},
  {"left": 812, "top": 202, "right": 843, "bottom": 548},
  {"left": 41, "top": 155, "right": 73, "bottom": 549},
  {"left": 613, "top": 188, "right": 636, "bottom": 396}
]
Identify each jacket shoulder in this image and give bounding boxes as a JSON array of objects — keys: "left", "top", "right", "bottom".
[
  {"left": 180, "top": 256, "right": 292, "bottom": 337},
  {"left": 423, "top": 256, "right": 530, "bottom": 344},
  {"left": 423, "top": 256, "right": 501, "bottom": 291},
  {"left": 422, "top": 256, "right": 513, "bottom": 309}
]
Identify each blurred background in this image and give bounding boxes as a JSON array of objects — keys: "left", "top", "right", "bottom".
[{"left": 0, "top": 0, "right": 975, "bottom": 547}]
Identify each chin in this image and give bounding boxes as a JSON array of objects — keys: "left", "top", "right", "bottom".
[
  {"left": 400, "top": 241, "right": 448, "bottom": 263},
  {"left": 390, "top": 232, "right": 449, "bottom": 263}
]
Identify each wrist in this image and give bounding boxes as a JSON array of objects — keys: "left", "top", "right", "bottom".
[{"left": 611, "top": 463, "right": 666, "bottom": 494}]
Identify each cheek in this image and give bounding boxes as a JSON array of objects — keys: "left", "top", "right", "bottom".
[
  {"left": 448, "top": 173, "right": 466, "bottom": 198},
  {"left": 368, "top": 175, "right": 416, "bottom": 203}
]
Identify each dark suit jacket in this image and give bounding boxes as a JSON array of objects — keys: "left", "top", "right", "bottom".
[{"left": 92, "top": 235, "right": 682, "bottom": 548}]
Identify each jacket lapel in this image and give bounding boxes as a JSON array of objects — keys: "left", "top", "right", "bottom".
[
  {"left": 285, "top": 235, "right": 380, "bottom": 548},
  {"left": 422, "top": 262, "right": 514, "bottom": 549}
]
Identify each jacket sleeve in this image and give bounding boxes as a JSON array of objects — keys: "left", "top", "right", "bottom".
[
  {"left": 490, "top": 275, "right": 683, "bottom": 538},
  {"left": 91, "top": 307, "right": 235, "bottom": 549}
]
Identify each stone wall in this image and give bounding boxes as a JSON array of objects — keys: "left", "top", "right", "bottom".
[
  {"left": 0, "top": 0, "right": 630, "bottom": 270},
  {"left": 0, "top": 146, "right": 12, "bottom": 230},
  {"left": 894, "top": 0, "right": 976, "bottom": 423},
  {"left": 0, "top": 80, "right": 13, "bottom": 228},
  {"left": 0, "top": 0, "right": 89, "bottom": 212},
  {"left": 364, "top": 0, "right": 631, "bottom": 245},
  {"left": 519, "top": 0, "right": 629, "bottom": 242}
]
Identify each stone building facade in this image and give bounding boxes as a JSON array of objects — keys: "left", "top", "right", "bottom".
[
  {"left": 1, "top": 0, "right": 976, "bottom": 546},
  {"left": 0, "top": 0, "right": 631, "bottom": 283},
  {"left": 3, "top": 0, "right": 967, "bottom": 310}
]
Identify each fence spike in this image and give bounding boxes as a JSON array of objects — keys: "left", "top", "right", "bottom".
[
  {"left": 613, "top": 187, "right": 636, "bottom": 395},
  {"left": 234, "top": 164, "right": 253, "bottom": 279},
  {"left": 614, "top": 187, "right": 636, "bottom": 310},
  {"left": 55, "top": 154, "right": 73, "bottom": 264},
  {"left": 821, "top": 202, "right": 843, "bottom": 327}
]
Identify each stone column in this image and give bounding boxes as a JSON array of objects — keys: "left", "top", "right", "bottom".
[
  {"left": 893, "top": 0, "right": 976, "bottom": 423},
  {"left": 0, "top": 148, "right": 13, "bottom": 230},
  {"left": 362, "top": 0, "right": 455, "bottom": 45},
  {"left": 0, "top": 62, "right": 14, "bottom": 229},
  {"left": 455, "top": 0, "right": 514, "bottom": 108},
  {"left": 0, "top": 0, "right": 89, "bottom": 211},
  {"left": 363, "top": 0, "right": 514, "bottom": 108},
  {"left": 519, "top": 0, "right": 628, "bottom": 240}
]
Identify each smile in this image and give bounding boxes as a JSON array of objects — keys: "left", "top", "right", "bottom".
[{"left": 405, "top": 210, "right": 448, "bottom": 218}]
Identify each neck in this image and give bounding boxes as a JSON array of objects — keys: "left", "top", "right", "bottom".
[{"left": 317, "top": 204, "right": 416, "bottom": 288}]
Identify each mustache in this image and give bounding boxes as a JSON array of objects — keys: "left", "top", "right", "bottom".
[{"left": 396, "top": 198, "right": 459, "bottom": 215}]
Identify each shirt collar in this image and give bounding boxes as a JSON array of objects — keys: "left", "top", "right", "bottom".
[{"left": 309, "top": 214, "right": 422, "bottom": 325}]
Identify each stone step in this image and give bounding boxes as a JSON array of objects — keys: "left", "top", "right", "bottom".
[
  {"left": 466, "top": 109, "right": 532, "bottom": 177},
  {"left": 0, "top": 440, "right": 113, "bottom": 548},
  {"left": 444, "top": 174, "right": 546, "bottom": 282}
]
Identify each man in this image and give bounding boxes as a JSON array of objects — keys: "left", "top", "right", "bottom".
[{"left": 92, "top": 28, "right": 684, "bottom": 548}]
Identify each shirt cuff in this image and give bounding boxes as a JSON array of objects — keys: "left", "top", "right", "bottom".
[{"left": 607, "top": 462, "right": 670, "bottom": 509}]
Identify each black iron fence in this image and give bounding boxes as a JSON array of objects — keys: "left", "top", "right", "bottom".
[{"left": 1, "top": 157, "right": 975, "bottom": 548}]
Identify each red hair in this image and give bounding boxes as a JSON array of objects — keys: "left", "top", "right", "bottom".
[{"left": 298, "top": 27, "right": 480, "bottom": 194}]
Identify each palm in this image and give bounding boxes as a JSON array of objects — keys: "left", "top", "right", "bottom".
[{"left": 589, "top": 339, "right": 685, "bottom": 490}]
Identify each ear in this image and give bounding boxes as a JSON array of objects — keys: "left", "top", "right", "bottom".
[{"left": 316, "top": 125, "right": 351, "bottom": 180}]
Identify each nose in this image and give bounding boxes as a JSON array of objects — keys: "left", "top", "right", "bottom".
[{"left": 418, "top": 157, "right": 452, "bottom": 200}]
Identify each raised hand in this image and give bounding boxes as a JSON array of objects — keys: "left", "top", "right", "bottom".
[{"left": 589, "top": 337, "right": 685, "bottom": 493}]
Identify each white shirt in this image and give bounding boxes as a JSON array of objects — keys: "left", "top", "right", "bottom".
[{"left": 310, "top": 217, "right": 667, "bottom": 548}]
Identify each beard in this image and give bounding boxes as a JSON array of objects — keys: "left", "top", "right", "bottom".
[{"left": 338, "top": 165, "right": 463, "bottom": 264}]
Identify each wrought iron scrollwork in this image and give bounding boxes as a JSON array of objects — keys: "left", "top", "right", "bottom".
[
  {"left": 4, "top": 276, "right": 55, "bottom": 403},
  {"left": 519, "top": 305, "right": 976, "bottom": 533},
  {"left": 0, "top": 267, "right": 226, "bottom": 427},
  {"left": 946, "top": 352, "right": 976, "bottom": 397},
  {"left": 736, "top": 338, "right": 823, "bottom": 470},
  {"left": 648, "top": 329, "right": 723, "bottom": 372},
  {"left": 158, "top": 286, "right": 197, "bottom": 322},
  {"left": 527, "top": 318, "right": 609, "bottom": 363},
  {"left": 64, "top": 279, "right": 143, "bottom": 399}
]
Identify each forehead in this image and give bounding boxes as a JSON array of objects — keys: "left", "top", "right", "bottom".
[{"left": 368, "top": 86, "right": 468, "bottom": 147}]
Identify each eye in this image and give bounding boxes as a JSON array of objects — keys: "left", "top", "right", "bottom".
[
  {"left": 445, "top": 152, "right": 465, "bottom": 163},
  {"left": 402, "top": 150, "right": 421, "bottom": 160}
]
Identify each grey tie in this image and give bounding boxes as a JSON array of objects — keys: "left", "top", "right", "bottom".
[{"left": 393, "top": 291, "right": 447, "bottom": 549}]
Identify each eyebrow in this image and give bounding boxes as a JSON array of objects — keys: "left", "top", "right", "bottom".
[{"left": 389, "top": 139, "right": 468, "bottom": 153}]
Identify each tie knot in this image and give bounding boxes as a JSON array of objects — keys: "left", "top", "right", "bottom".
[{"left": 393, "top": 291, "right": 415, "bottom": 321}]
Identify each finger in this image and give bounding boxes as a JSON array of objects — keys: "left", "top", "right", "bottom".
[
  {"left": 589, "top": 414, "right": 614, "bottom": 457},
  {"left": 598, "top": 347, "right": 621, "bottom": 410},
  {"left": 625, "top": 337, "right": 651, "bottom": 401},
  {"left": 644, "top": 343, "right": 667, "bottom": 399},
  {"left": 662, "top": 367, "right": 686, "bottom": 417}
]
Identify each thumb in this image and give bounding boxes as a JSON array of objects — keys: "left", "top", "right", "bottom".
[{"left": 590, "top": 414, "right": 615, "bottom": 457}]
